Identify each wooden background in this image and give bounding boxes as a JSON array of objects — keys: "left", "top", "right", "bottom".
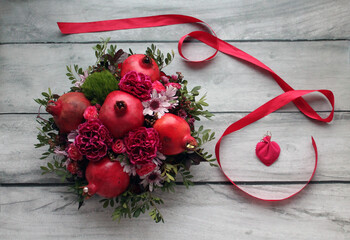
[{"left": 1, "top": 0, "right": 349, "bottom": 239}]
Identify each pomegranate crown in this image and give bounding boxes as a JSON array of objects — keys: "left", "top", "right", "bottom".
[
  {"left": 141, "top": 55, "right": 153, "bottom": 67},
  {"left": 46, "top": 100, "right": 61, "bottom": 116},
  {"left": 114, "top": 100, "right": 127, "bottom": 116}
]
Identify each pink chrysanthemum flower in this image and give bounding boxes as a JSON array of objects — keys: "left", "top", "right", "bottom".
[
  {"left": 163, "top": 85, "right": 178, "bottom": 103},
  {"left": 75, "top": 70, "right": 89, "bottom": 88},
  {"left": 140, "top": 168, "right": 164, "bottom": 192},
  {"left": 142, "top": 89, "right": 171, "bottom": 118},
  {"left": 67, "top": 130, "right": 78, "bottom": 143},
  {"left": 120, "top": 157, "right": 137, "bottom": 176},
  {"left": 153, "top": 151, "right": 166, "bottom": 166},
  {"left": 54, "top": 146, "right": 68, "bottom": 157}
]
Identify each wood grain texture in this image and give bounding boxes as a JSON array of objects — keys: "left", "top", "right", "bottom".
[
  {"left": 1, "top": 112, "right": 348, "bottom": 183},
  {"left": 0, "top": 0, "right": 349, "bottom": 43},
  {"left": 0, "top": 41, "right": 348, "bottom": 113},
  {"left": 1, "top": 185, "right": 349, "bottom": 239},
  {"left": 1, "top": 1, "right": 350, "bottom": 239}
]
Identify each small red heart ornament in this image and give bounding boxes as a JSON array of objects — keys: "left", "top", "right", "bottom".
[{"left": 255, "top": 135, "right": 280, "bottom": 166}]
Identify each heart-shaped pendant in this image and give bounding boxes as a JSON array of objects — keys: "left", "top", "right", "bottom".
[{"left": 255, "top": 135, "right": 280, "bottom": 166}]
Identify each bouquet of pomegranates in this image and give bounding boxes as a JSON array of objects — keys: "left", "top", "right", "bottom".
[{"left": 35, "top": 39, "right": 216, "bottom": 223}]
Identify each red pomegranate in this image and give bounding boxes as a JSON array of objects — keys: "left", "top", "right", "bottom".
[
  {"left": 121, "top": 54, "right": 160, "bottom": 82},
  {"left": 99, "top": 91, "right": 144, "bottom": 138},
  {"left": 46, "top": 92, "right": 90, "bottom": 133},
  {"left": 153, "top": 113, "right": 198, "bottom": 155},
  {"left": 82, "top": 156, "right": 130, "bottom": 198}
]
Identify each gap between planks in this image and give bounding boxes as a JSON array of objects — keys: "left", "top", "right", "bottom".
[
  {"left": 2, "top": 181, "right": 350, "bottom": 187},
  {"left": 1, "top": 39, "right": 350, "bottom": 45}
]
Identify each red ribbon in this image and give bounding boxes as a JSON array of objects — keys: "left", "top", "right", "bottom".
[{"left": 57, "top": 14, "right": 335, "bottom": 201}]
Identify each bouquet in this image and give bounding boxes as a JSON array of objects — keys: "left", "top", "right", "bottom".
[{"left": 35, "top": 38, "right": 216, "bottom": 223}]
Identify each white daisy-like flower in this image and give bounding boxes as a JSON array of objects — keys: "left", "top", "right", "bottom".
[
  {"left": 140, "top": 168, "right": 164, "bottom": 192},
  {"left": 63, "top": 158, "right": 71, "bottom": 168},
  {"left": 120, "top": 158, "right": 136, "bottom": 176},
  {"left": 152, "top": 151, "right": 167, "bottom": 166},
  {"left": 67, "top": 130, "right": 78, "bottom": 143},
  {"left": 75, "top": 70, "right": 89, "bottom": 88},
  {"left": 54, "top": 146, "right": 68, "bottom": 157},
  {"left": 142, "top": 89, "right": 171, "bottom": 118}
]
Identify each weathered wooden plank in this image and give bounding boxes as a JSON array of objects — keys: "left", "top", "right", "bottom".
[
  {"left": 0, "top": 41, "right": 348, "bottom": 113},
  {"left": 1, "top": 0, "right": 349, "bottom": 43},
  {"left": 0, "top": 184, "right": 349, "bottom": 239},
  {"left": 1, "top": 112, "right": 348, "bottom": 183}
]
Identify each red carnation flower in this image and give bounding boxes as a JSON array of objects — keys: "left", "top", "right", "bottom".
[
  {"left": 75, "top": 119, "right": 113, "bottom": 162},
  {"left": 152, "top": 80, "right": 166, "bottom": 93},
  {"left": 83, "top": 106, "right": 98, "bottom": 120},
  {"left": 67, "top": 143, "right": 83, "bottom": 161},
  {"left": 119, "top": 71, "right": 153, "bottom": 101},
  {"left": 112, "top": 139, "right": 126, "bottom": 154},
  {"left": 160, "top": 71, "right": 170, "bottom": 84},
  {"left": 165, "top": 82, "right": 181, "bottom": 89},
  {"left": 124, "top": 127, "right": 160, "bottom": 165},
  {"left": 66, "top": 160, "right": 79, "bottom": 175},
  {"left": 136, "top": 163, "right": 157, "bottom": 177}
]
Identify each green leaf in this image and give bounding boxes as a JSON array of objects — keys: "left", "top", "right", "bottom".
[
  {"left": 191, "top": 86, "right": 201, "bottom": 92},
  {"left": 47, "top": 162, "right": 53, "bottom": 170},
  {"left": 40, "top": 166, "right": 48, "bottom": 171},
  {"left": 133, "top": 209, "right": 141, "bottom": 218},
  {"left": 41, "top": 92, "right": 49, "bottom": 98},
  {"left": 198, "top": 125, "right": 204, "bottom": 132},
  {"left": 166, "top": 173, "right": 175, "bottom": 181}
]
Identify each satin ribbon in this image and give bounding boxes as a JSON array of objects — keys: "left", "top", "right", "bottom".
[{"left": 57, "top": 14, "right": 335, "bottom": 201}]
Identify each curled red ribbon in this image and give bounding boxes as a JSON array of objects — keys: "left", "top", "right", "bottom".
[{"left": 57, "top": 14, "right": 335, "bottom": 201}]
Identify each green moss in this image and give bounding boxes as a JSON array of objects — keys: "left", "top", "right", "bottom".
[{"left": 81, "top": 70, "right": 118, "bottom": 105}]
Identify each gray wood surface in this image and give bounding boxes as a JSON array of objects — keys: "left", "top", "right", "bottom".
[
  {"left": 1, "top": 0, "right": 349, "bottom": 239},
  {"left": 1, "top": 185, "right": 350, "bottom": 240},
  {"left": 1, "top": 0, "right": 349, "bottom": 42},
  {"left": 1, "top": 41, "right": 349, "bottom": 113}
]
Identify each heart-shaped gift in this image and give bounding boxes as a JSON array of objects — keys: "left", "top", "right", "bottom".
[{"left": 255, "top": 135, "right": 280, "bottom": 166}]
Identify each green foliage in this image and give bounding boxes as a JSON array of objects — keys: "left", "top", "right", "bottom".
[
  {"left": 161, "top": 163, "right": 177, "bottom": 182},
  {"left": 35, "top": 120, "right": 57, "bottom": 159},
  {"left": 191, "top": 125, "right": 217, "bottom": 167},
  {"left": 194, "top": 148, "right": 217, "bottom": 167},
  {"left": 145, "top": 44, "right": 175, "bottom": 70},
  {"left": 69, "top": 178, "right": 88, "bottom": 209},
  {"left": 34, "top": 88, "right": 57, "bottom": 107},
  {"left": 41, "top": 157, "right": 87, "bottom": 208},
  {"left": 66, "top": 64, "right": 84, "bottom": 91},
  {"left": 109, "top": 191, "right": 164, "bottom": 223},
  {"left": 81, "top": 70, "right": 118, "bottom": 105},
  {"left": 34, "top": 89, "right": 59, "bottom": 160},
  {"left": 40, "top": 158, "right": 68, "bottom": 180},
  {"left": 160, "top": 180, "right": 176, "bottom": 193},
  {"left": 106, "top": 42, "right": 117, "bottom": 56},
  {"left": 192, "top": 125, "right": 215, "bottom": 146},
  {"left": 93, "top": 37, "right": 111, "bottom": 64},
  {"left": 178, "top": 79, "right": 214, "bottom": 120},
  {"left": 179, "top": 168, "right": 194, "bottom": 188}
]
